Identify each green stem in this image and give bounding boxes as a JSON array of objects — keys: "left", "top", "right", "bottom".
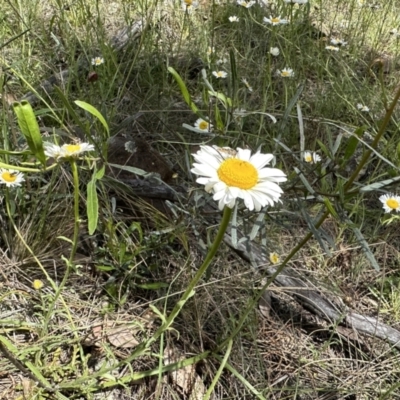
[
  {"left": 153, "top": 206, "right": 233, "bottom": 337},
  {"left": 69, "top": 159, "right": 80, "bottom": 264}
]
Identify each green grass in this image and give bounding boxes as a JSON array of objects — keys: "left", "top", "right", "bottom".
[{"left": 2, "top": 0, "right": 400, "bottom": 398}]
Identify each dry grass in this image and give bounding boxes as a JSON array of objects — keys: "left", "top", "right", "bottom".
[{"left": 2, "top": 0, "right": 400, "bottom": 399}]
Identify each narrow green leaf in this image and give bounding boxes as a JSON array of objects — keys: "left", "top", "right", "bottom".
[
  {"left": 87, "top": 174, "right": 99, "bottom": 235},
  {"left": 208, "top": 90, "right": 232, "bottom": 107},
  {"left": 323, "top": 197, "right": 339, "bottom": 219},
  {"left": 95, "top": 165, "right": 106, "bottom": 179},
  {"left": 136, "top": 282, "right": 169, "bottom": 289},
  {"left": 351, "top": 225, "right": 380, "bottom": 271},
  {"left": 12, "top": 101, "right": 46, "bottom": 165},
  {"left": 168, "top": 67, "right": 198, "bottom": 113},
  {"left": 343, "top": 136, "right": 359, "bottom": 163},
  {"left": 75, "top": 100, "right": 109, "bottom": 136},
  {"left": 107, "top": 162, "right": 151, "bottom": 177}
]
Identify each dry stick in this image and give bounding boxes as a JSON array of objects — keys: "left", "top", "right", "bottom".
[{"left": 219, "top": 85, "right": 400, "bottom": 350}]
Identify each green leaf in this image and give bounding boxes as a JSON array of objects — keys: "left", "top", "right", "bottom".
[
  {"left": 12, "top": 101, "right": 46, "bottom": 165},
  {"left": 168, "top": 67, "right": 199, "bottom": 113},
  {"left": 95, "top": 165, "right": 106, "bottom": 179},
  {"left": 75, "top": 100, "right": 109, "bottom": 136},
  {"left": 208, "top": 90, "right": 232, "bottom": 107},
  {"left": 107, "top": 162, "right": 151, "bottom": 177},
  {"left": 87, "top": 172, "right": 99, "bottom": 235},
  {"left": 323, "top": 197, "right": 339, "bottom": 219},
  {"left": 136, "top": 282, "right": 169, "bottom": 290}
]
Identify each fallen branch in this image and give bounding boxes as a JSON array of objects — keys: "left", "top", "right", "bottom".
[{"left": 225, "top": 232, "right": 400, "bottom": 349}]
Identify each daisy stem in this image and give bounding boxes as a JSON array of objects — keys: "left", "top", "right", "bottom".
[
  {"left": 153, "top": 206, "right": 233, "bottom": 338},
  {"left": 69, "top": 159, "right": 80, "bottom": 264}
]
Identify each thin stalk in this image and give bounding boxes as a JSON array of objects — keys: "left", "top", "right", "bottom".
[{"left": 69, "top": 159, "right": 80, "bottom": 263}]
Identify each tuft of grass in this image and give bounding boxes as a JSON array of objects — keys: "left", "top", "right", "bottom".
[{"left": 2, "top": 0, "right": 400, "bottom": 398}]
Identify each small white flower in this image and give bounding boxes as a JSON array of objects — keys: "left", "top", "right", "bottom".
[
  {"left": 0, "top": 169, "right": 25, "bottom": 187},
  {"left": 390, "top": 28, "right": 400, "bottom": 38},
  {"left": 194, "top": 118, "right": 213, "bottom": 132},
  {"left": 233, "top": 108, "right": 247, "bottom": 123},
  {"left": 229, "top": 16, "right": 239, "bottom": 22},
  {"left": 61, "top": 142, "right": 95, "bottom": 157},
  {"left": 237, "top": 0, "right": 255, "bottom": 8},
  {"left": 91, "top": 57, "right": 104, "bottom": 66},
  {"left": 45, "top": 142, "right": 95, "bottom": 160},
  {"left": 216, "top": 57, "right": 228, "bottom": 65},
  {"left": 233, "top": 108, "right": 247, "bottom": 118},
  {"left": 357, "top": 103, "right": 370, "bottom": 112},
  {"left": 191, "top": 145, "right": 287, "bottom": 211},
  {"left": 277, "top": 67, "right": 294, "bottom": 78},
  {"left": 379, "top": 193, "right": 400, "bottom": 213},
  {"left": 207, "top": 46, "right": 215, "bottom": 56},
  {"left": 263, "top": 16, "right": 289, "bottom": 25},
  {"left": 270, "top": 47, "right": 280, "bottom": 56},
  {"left": 241, "top": 78, "right": 253, "bottom": 92},
  {"left": 304, "top": 151, "right": 321, "bottom": 164},
  {"left": 212, "top": 70, "right": 228, "bottom": 79},
  {"left": 330, "top": 38, "right": 347, "bottom": 46},
  {"left": 182, "top": 0, "right": 199, "bottom": 11},
  {"left": 325, "top": 45, "right": 340, "bottom": 51}
]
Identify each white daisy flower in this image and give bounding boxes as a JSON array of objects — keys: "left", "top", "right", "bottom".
[
  {"left": 91, "top": 57, "right": 104, "bottom": 66},
  {"left": 326, "top": 45, "right": 340, "bottom": 51},
  {"left": 237, "top": 0, "right": 255, "bottom": 8},
  {"left": 270, "top": 47, "right": 280, "bottom": 56},
  {"left": 263, "top": 16, "right": 289, "bottom": 25},
  {"left": 390, "top": 28, "right": 400, "bottom": 37},
  {"left": 212, "top": 70, "right": 228, "bottom": 79},
  {"left": 44, "top": 143, "right": 63, "bottom": 159},
  {"left": 0, "top": 169, "right": 25, "bottom": 187},
  {"left": 216, "top": 57, "right": 228, "bottom": 65},
  {"left": 233, "top": 108, "right": 247, "bottom": 118},
  {"left": 304, "top": 151, "right": 321, "bottom": 164},
  {"left": 278, "top": 67, "right": 294, "bottom": 77},
  {"left": 194, "top": 118, "right": 213, "bottom": 132},
  {"left": 357, "top": 103, "right": 370, "bottom": 112},
  {"left": 242, "top": 78, "right": 253, "bottom": 92},
  {"left": 60, "top": 142, "right": 95, "bottom": 158},
  {"left": 269, "top": 252, "right": 280, "bottom": 264},
  {"left": 229, "top": 16, "right": 239, "bottom": 22},
  {"left": 330, "top": 38, "right": 347, "bottom": 46},
  {"left": 182, "top": 0, "right": 199, "bottom": 11},
  {"left": 191, "top": 145, "right": 287, "bottom": 211},
  {"left": 379, "top": 193, "right": 400, "bottom": 213}
]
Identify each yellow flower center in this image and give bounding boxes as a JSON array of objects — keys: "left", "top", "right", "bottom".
[
  {"left": 387, "top": 198, "right": 399, "bottom": 210},
  {"left": 2, "top": 172, "right": 17, "bottom": 183},
  {"left": 217, "top": 158, "right": 258, "bottom": 189},
  {"left": 305, "top": 154, "right": 312, "bottom": 162},
  {"left": 281, "top": 71, "right": 290, "bottom": 77},
  {"left": 270, "top": 253, "right": 280, "bottom": 264},
  {"left": 198, "top": 121, "right": 209, "bottom": 130},
  {"left": 272, "top": 17, "right": 280, "bottom": 23},
  {"left": 184, "top": 0, "right": 192, "bottom": 5},
  {"left": 65, "top": 144, "right": 81, "bottom": 154}
]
